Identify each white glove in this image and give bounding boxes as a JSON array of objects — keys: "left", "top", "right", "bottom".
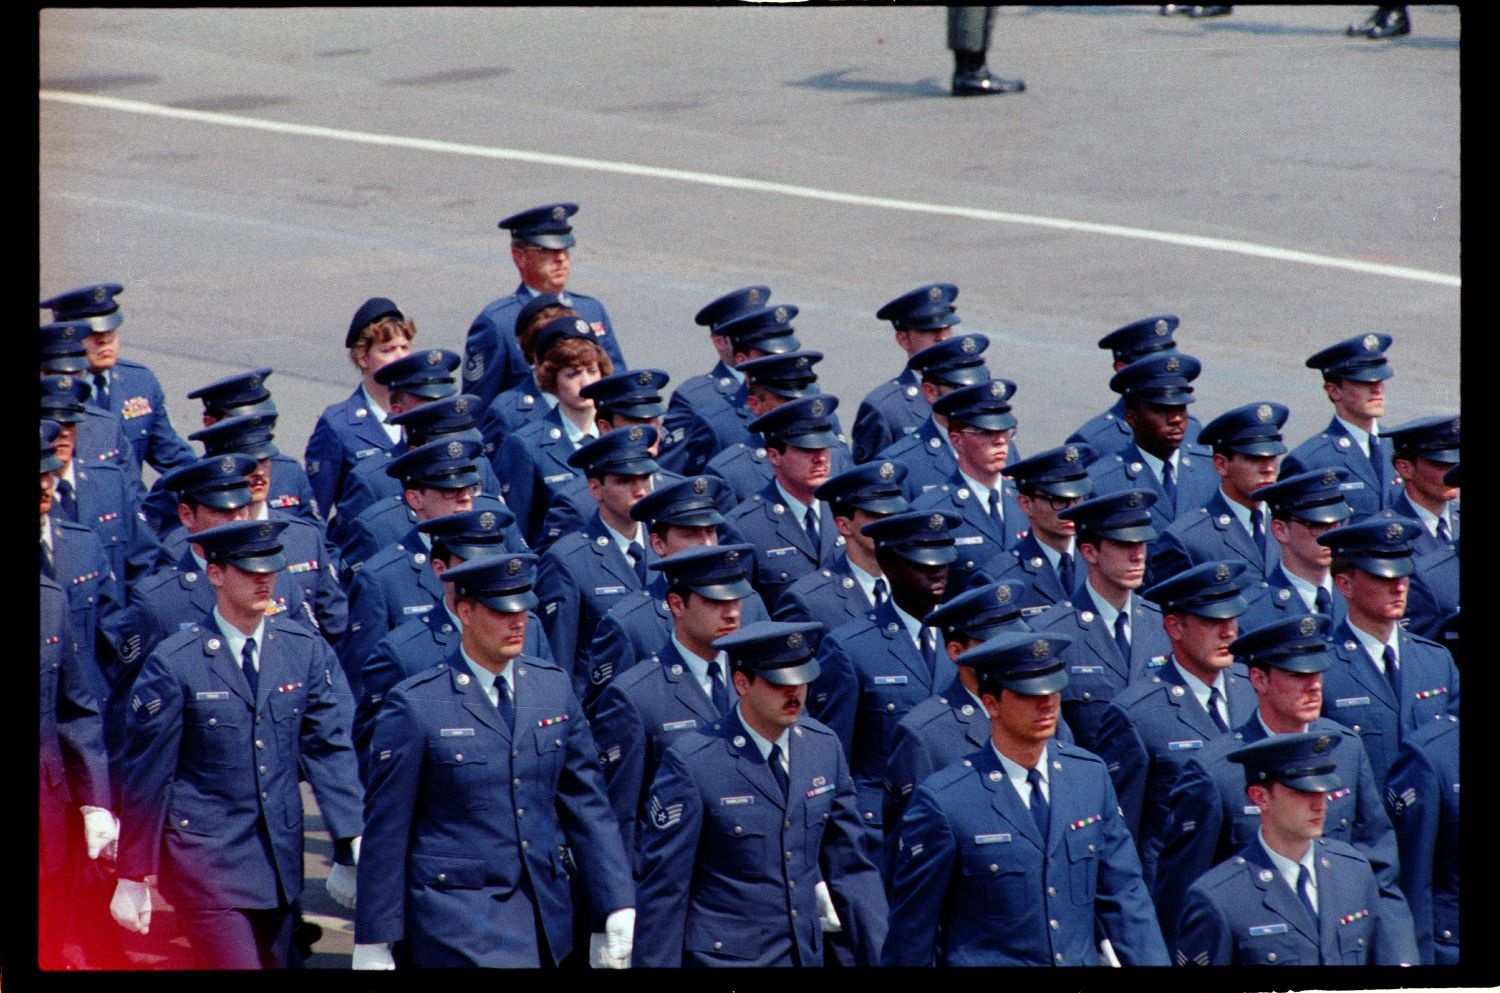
[
  {"left": 351, "top": 942, "right": 396, "bottom": 970},
  {"left": 81, "top": 806, "right": 117, "bottom": 860},
  {"left": 326, "top": 863, "right": 357, "bottom": 909},
  {"left": 1099, "top": 937, "right": 1122, "bottom": 967},
  {"left": 325, "top": 836, "right": 360, "bottom": 909},
  {"left": 590, "top": 907, "right": 635, "bottom": 968},
  {"left": 814, "top": 880, "right": 842, "bottom": 933},
  {"left": 110, "top": 878, "right": 152, "bottom": 934}
]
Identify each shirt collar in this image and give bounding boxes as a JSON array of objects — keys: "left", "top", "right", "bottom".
[
  {"left": 735, "top": 704, "right": 789, "bottom": 762},
  {"left": 212, "top": 607, "right": 266, "bottom": 665},
  {"left": 460, "top": 645, "right": 513, "bottom": 701},
  {"left": 992, "top": 743, "right": 1049, "bottom": 801},
  {"left": 773, "top": 481, "right": 817, "bottom": 527},
  {"left": 1258, "top": 830, "right": 1317, "bottom": 897},
  {"left": 846, "top": 557, "right": 882, "bottom": 604},
  {"left": 602, "top": 517, "right": 643, "bottom": 558},
  {"left": 1335, "top": 416, "right": 1376, "bottom": 456},
  {"left": 1349, "top": 622, "right": 1398, "bottom": 671},
  {"left": 958, "top": 469, "right": 1000, "bottom": 512},
  {"left": 891, "top": 599, "right": 926, "bottom": 645},
  {"left": 1136, "top": 445, "right": 1179, "bottom": 483},
  {"left": 1172, "top": 660, "right": 1226, "bottom": 714}
]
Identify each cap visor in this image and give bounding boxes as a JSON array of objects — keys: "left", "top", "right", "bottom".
[
  {"left": 692, "top": 578, "right": 756, "bottom": 601},
  {"left": 42, "top": 356, "right": 90, "bottom": 373},
  {"left": 1004, "top": 667, "right": 1069, "bottom": 696},
  {"left": 1290, "top": 502, "right": 1353, "bottom": 526},
  {"left": 80, "top": 311, "right": 124, "bottom": 334},
  {"left": 524, "top": 232, "right": 575, "bottom": 250},
  {"left": 227, "top": 552, "right": 287, "bottom": 574},
  {"left": 1349, "top": 554, "right": 1415, "bottom": 579},
  {"left": 757, "top": 656, "right": 821, "bottom": 686},
  {"left": 1097, "top": 524, "right": 1158, "bottom": 544},
  {"left": 890, "top": 545, "right": 959, "bottom": 567},
  {"left": 744, "top": 333, "right": 800, "bottom": 354},
  {"left": 1260, "top": 652, "right": 1333, "bottom": 675},
  {"left": 1230, "top": 439, "right": 1287, "bottom": 457},
  {"left": 779, "top": 429, "right": 840, "bottom": 450},
  {"left": 655, "top": 508, "right": 724, "bottom": 528},
  {"left": 1280, "top": 771, "right": 1343, "bottom": 793},
  {"left": 1184, "top": 593, "right": 1250, "bottom": 620},
  {"left": 853, "top": 494, "right": 910, "bottom": 515},
  {"left": 476, "top": 590, "right": 540, "bottom": 613}
]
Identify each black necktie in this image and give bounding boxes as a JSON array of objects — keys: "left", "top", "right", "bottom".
[
  {"left": 706, "top": 660, "right": 730, "bottom": 715},
  {"left": 987, "top": 488, "right": 1005, "bottom": 533},
  {"left": 1027, "top": 767, "right": 1050, "bottom": 839},
  {"left": 921, "top": 626, "right": 938, "bottom": 676},
  {"left": 1382, "top": 645, "right": 1401, "bottom": 700},
  {"left": 803, "top": 506, "right": 820, "bottom": 548},
  {"left": 1206, "top": 685, "right": 1229, "bottom": 733},
  {"left": 1297, "top": 864, "right": 1319, "bottom": 934},
  {"left": 495, "top": 675, "right": 515, "bottom": 730},
  {"left": 1436, "top": 516, "right": 1451, "bottom": 544},
  {"left": 1368, "top": 432, "right": 1384, "bottom": 484},
  {"left": 872, "top": 577, "right": 888, "bottom": 606},
  {"left": 1113, "top": 610, "right": 1131, "bottom": 661},
  {"left": 92, "top": 372, "right": 110, "bottom": 410},
  {"left": 1057, "top": 551, "right": 1075, "bottom": 593},
  {"left": 1161, "top": 460, "right": 1177, "bottom": 507},
  {"left": 627, "top": 541, "right": 647, "bottom": 585},
  {"left": 1314, "top": 586, "right": 1332, "bottom": 615},
  {"left": 56, "top": 479, "right": 78, "bottom": 523},
  {"left": 40, "top": 532, "right": 57, "bottom": 581},
  {"left": 241, "top": 637, "right": 258, "bottom": 697},
  {"left": 1252, "top": 508, "right": 1268, "bottom": 560},
  {"left": 768, "top": 743, "right": 789, "bottom": 799}
]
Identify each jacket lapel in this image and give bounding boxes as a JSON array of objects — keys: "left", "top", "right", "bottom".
[
  {"left": 1244, "top": 842, "right": 1321, "bottom": 948},
  {"left": 728, "top": 717, "right": 786, "bottom": 810},
  {"left": 976, "top": 746, "right": 1044, "bottom": 851}
]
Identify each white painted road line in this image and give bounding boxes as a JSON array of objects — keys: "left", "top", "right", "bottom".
[{"left": 42, "top": 89, "right": 1459, "bottom": 289}]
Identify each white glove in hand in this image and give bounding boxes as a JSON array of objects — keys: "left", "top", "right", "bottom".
[
  {"left": 110, "top": 878, "right": 152, "bottom": 934},
  {"left": 326, "top": 863, "right": 358, "bottom": 909},
  {"left": 351, "top": 942, "right": 396, "bottom": 970},
  {"left": 1099, "top": 937, "right": 1122, "bottom": 967},
  {"left": 590, "top": 907, "right": 635, "bottom": 968},
  {"left": 82, "top": 806, "right": 117, "bottom": 860},
  {"left": 815, "top": 880, "right": 842, "bottom": 933}
]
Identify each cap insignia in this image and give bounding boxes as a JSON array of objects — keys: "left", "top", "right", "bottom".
[
  {"left": 724, "top": 549, "right": 740, "bottom": 565},
  {"left": 574, "top": 319, "right": 590, "bottom": 335},
  {"left": 879, "top": 461, "right": 895, "bottom": 480},
  {"left": 1127, "top": 491, "right": 1143, "bottom": 507},
  {"left": 507, "top": 557, "right": 524, "bottom": 576},
  {"left": 810, "top": 398, "right": 825, "bottom": 416},
  {"left": 787, "top": 632, "right": 804, "bottom": 649},
  {"left": 795, "top": 355, "right": 810, "bottom": 369},
  {"left": 990, "top": 380, "right": 1005, "bottom": 397},
  {"left": 220, "top": 456, "right": 237, "bottom": 473},
  {"left": 425, "top": 350, "right": 442, "bottom": 365},
  {"left": 1214, "top": 562, "right": 1230, "bottom": 581},
  {"left": 693, "top": 476, "right": 709, "bottom": 494},
  {"left": 1321, "top": 469, "right": 1337, "bottom": 485},
  {"left": 774, "top": 306, "right": 788, "bottom": 323},
  {"left": 1299, "top": 616, "right": 1318, "bottom": 636},
  {"left": 248, "top": 375, "right": 261, "bottom": 390},
  {"left": 996, "top": 584, "right": 1013, "bottom": 604},
  {"left": 1452, "top": 417, "right": 1460, "bottom": 434},
  {"left": 1256, "top": 404, "right": 1273, "bottom": 422},
  {"left": 747, "top": 288, "right": 762, "bottom": 304},
  {"left": 453, "top": 397, "right": 470, "bottom": 414},
  {"left": 637, "top": 370, "right": 654, "bottom": 386},
  {"left": 1164, "top": 356, "right": 1181, "bottom": 373},
  {"left": 258, "top": 523, "right": 273, "bottom": 538},
  {"left": 1314, "top": 735, "right": 1333, "bottom": 753},
  {"left": 1154, "top": 319, "right": 1168, "bottom": 335},
  {"left": 927, "top": 285, "right": 942, "bottom": 300},
  {"left": 479, "top": 511, "right": 497, "bottom": 531},
  {"left": 551, "top": 205, "right": 566, "bottom": 221},
  {"left": 446, "top": 440, "right": 463, "bottom": 458},
  {"left": 94, "top": 286, "right": 107, "bottom": 302},
  {"left": 1032, "top": 639, "right": 1049, "bottom": 659},
  {"left": 1362, "top": 334, "right": 1379, "bottom": 351},
  {"left": 960, "top": 336, "right": 977, "bottom": 354},
  {"left": 929, "top": 513, "right": 945, "bottom": 531},
  {"left": 1064, "top": 445, "right": 1080, "bottom": 463},
  {"left": 62, "top": 326, "right": 77, "bottom": 340}
]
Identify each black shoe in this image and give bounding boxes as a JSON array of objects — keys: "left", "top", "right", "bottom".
[
  {"left": 1162, "top": 4, "right": 1231, "bottom": 15},
  {"left": 952, "top": 68, "right": 1026, "bottom": 97},
  {"left": 293, "top": 918, "right": 323, "bottom": 960},
  {"left": 1347, "top": 7, "right": 1410, "bottom": 38}
]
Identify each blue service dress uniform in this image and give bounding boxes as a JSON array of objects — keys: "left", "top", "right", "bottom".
[
  {"left": 477, "top": 379, "right": 550, "bottom": 459},
  {"left": 968, "top": 533, "right": 1087, "bottom": 612},
  {"left": 852, "top": 367, "right": 929, "bottom": 465},
  {"left": 1147, "top": 491, "right": 1281, "bottom": 590},
  {"left": 1281, "top": 420, "right": 1398, "bottom": 521},
  {"left": 583, "top": 581, "right": 770, "bottom": 718},
  {"left": 63, "top": 460, "right": 165, "bottom": 593},
  {"left": 633, "top": 711, "right": 888, "bottom": 967},
  {"left": 536, "top": 467, "right": 713, "bottom": 555},
  {"left": 721, "top": 483, "right": 844, "bottom": 612},
  {"left": 1174, "top": 837, "right": 1405, "bottom": 965},
  {"left": 330, "top": 444, "right": 500, "bottom": 548},
  {"left": 39, "top": 574, "right": 111, "bottom": 878},
  {"left": 771, "top": 554, "right": 873, "bottom": 631},
  {"left": 353, "top": 605, "right": 552, "bottom": 783},
  {"left": 660, "top": 363, "right": 750, "bottom": 475},
  {"left": 495, "top": 410, "right": 585, "bottom": 548},
  {"left": 536, "top": 512, "right": 649, "bottom": 697},
  {"left": 708, "top": 432, "right": 856, "bottom": 507},
  {"left": 1237, "top": 567, "right": 1348, "bottom": 633},
  {"left": 49, "top": 515, "right": 135, "bottom": 706},
  {"left": 1067, "top": 396, "right": 1203, "bottom": 461},
  {"left": 1318, "top": 619, "right": 1459, "bottom": 790},
  {"left": 94, "top": 358, "right": 197, "bottom": 477},
  {"left": 339, "top": 525, "right": 444, "bottom": 694},
  {"left": 881, "top": 676, "right": 1078, "bottom": 882},
  {"left": 1404, "top": 541, "right": 1458, "bottom": 644},
  {"left": 114, "top": 615, "right": 364, "bottom": 954},
  {"left": 1384, "top": 713, "right": 1459, "bottom": 965},
  {"left": 1087, "top": 441, "right": 1219, "bottom": 535},
  {"left": 337, "top": 494, "right": 519, "bottom": 583},
  {"left": 355, "top": 652, "right": 633, "bottom": 968},
  {"left": 1041, "top": 592, "right": 1171, "bottom": 754},
  {"left": 1154, "top": 717, "right": 1415, "bottom": 956},
  {"left": 144, "top": 453, "right": 322, "bottom": 538},
  {"left": 912, "top": 478, "right": 1026, "bottom": 593},
  {"left": 304, "top": 387, "right": 404, "bottom": 527},
  {"left": 462, "top": 284, "right": 625, "bottom": 409},
  {"left": 809, "top": 599, "right": 958, "bottom": 852},
  {"left": 1092, "top": 660, "right": 1257, "bottom": 885},
  {"left": 75, "top": 404, "right": 139, "bottom": 485},
  {"left": 591, "top": 642, "right": 726, "bottom": 876},
  {"left": 883, "top": 740, "right": 1170, "bottom": 966}
]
